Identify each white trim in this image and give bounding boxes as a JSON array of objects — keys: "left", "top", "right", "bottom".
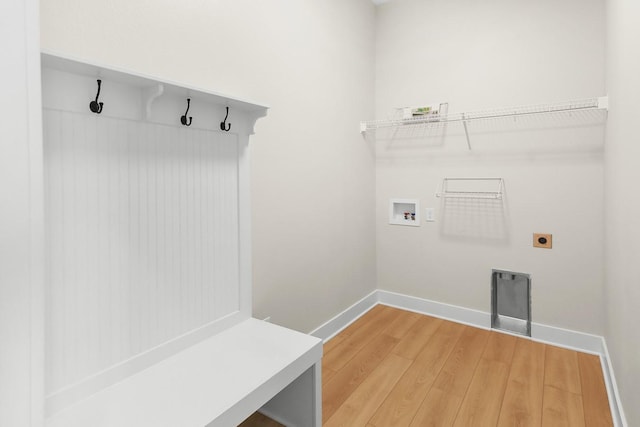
[
  {"left": 27, "top": 0, "right": 46, "bottom": 425},
  {"left": 377, "top": 290, "right": 491, "bottom": 329},
  {"left": 238, "top": 135, "right": 253, "bottom": 320},
  {"left": 530, "top": 322, "right": 603, "bottom": 355},
  {"left": 378, "top": 289, "right": 607, "bottom": 354},
  {"left": 601, "top": 338, "right": 628, "bottom": 427},
  {"left": 309, "top": 289, "right": 626, "bottom": 425},
  {"left": 308, "top": 291, "right": 378, "bottom": 342}
]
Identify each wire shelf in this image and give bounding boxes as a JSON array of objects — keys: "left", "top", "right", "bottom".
[
  {"left": 360, "top": 97, "right": 608, "bottom": 134},
  {"left": 436, "top": 178, "right": 504, "bottom": 200}
]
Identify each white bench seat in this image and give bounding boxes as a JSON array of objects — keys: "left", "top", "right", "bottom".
[{"left": 46, "top": 318, "right": 323, "bottom": 427}]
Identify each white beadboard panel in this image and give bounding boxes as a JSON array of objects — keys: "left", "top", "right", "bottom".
[{"left": 44, "top": 109, "right": 240, "bottom": 395}]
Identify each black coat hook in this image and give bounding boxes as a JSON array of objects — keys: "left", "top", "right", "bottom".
[
  {"left": 181, "top": 98, "right": 193, "bottom": 126},
  {"left": 89, "top": 79, "right": 104, "bottom": 114},
  {"left": 220, "top": 107, "right": 231, "bottom": 132}
]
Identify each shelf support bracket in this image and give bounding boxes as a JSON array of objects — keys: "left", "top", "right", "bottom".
[
  {"left": 142, "top": 83, "right": 164, "bottom": 120},
  {"left": 462, "top": 113, "right": 471, "bottom": 150}
]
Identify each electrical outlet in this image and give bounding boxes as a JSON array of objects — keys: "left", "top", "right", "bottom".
[{"left": 533, "top": 233, "right": 552, "bottom": 249}]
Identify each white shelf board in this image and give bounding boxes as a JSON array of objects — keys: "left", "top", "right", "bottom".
[{"left": 41, "top": 50, "right": 269, "bottom": 114}]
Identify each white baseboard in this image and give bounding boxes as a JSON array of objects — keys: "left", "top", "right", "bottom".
[
  {"left": 377, "top": 290, "right": 491, "bottom": 330},
  {"left": 378, "top": 290, "right": 607, "bottom": 355},
  {"left": 308, "top": 290, "right": 378, "bottom": 342},
  {"left": 601, "top": 338, "right": 628, "bottom": 427},
  {"left": 530, "top": 322, "right": 603, "bottom": 355},
  {"left": 310, "top": 288, "right": 626, "bottom": 426}
]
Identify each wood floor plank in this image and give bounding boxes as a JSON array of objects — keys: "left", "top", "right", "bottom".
[
  {"left": 452, "top": 358, "right": 511, "bottom": 427},
  {"left": 323, "top": 305, "right": 386, "bottom": 356},
  {"left": 369, "top": 321, "right": 465, "bottom": 427},
  {"left": 483, "top": 331, "right": 517, "bottom": 364},
  {"left": 238, "top": 412, "right": 284, "bottom": 427},
  {"left": 342, "top": 304, "right": 387, "bottom": 334},
  {"left": 409, "top": 327, "right": 489, "bottom": 426},
  {"left": 323, "top": 305, "right": 400, "bottom": 372},
  {"left": 542, "top": 385, "right": 586, "bottom": 426},
  {"left": 324, "top": 353, "right": 413, "bottom": 427},
  {"left": 323, "top": 366, "right": 337, "bottom": 385},
  {"left": 578, "top": 353, "right": 613, "bottom": 427},
  {"left": 408, "top": 387, "right": 464, "bottom": 427},
  {"left": 545, "top": 345, "right": 582, "bottom": 394},
  {"left": 323, "top": 333, "right": 347, "bottom": 356},
  {"left": 431, "top": 326, "right": 490, "bottom": 397},
  {"left": 381, "top": 309, "right": 421, "bottom": 339},
  {"left": 392, "top": 315, "right": 443, "bottom": 360},
  {"left": 497, "top": 339, "right": 546, "bottom": 427},
  {"left": 323, "top": 332, "right": 399, "bottom": 421}
]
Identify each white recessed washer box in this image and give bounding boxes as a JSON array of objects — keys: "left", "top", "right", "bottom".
[{"left": 389, "top": 199, "right": 420, "bottom": 226}]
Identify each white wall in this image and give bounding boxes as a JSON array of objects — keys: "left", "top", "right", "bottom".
[
  {"left": 40, "top": 0, "right": 377, "bottom": 334},
  {"left": 374, "top": 0, "right": 607, "bottom": 334},
  {"left": 605, "top": 0, "right": 640, "bottom": 424},
  {"left": 0, "top": 0, "right": 43, "bottom": 425}
]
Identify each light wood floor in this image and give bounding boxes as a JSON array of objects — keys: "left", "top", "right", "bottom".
[
  {"left": 239, "top": 412, "right": 284, "bottom": 427},
  {"left": 240, "top": 304, "right": 612, "bottom": 427},
  {"left": 322, "top": 305, "right": 613, "bottom": 427}
]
